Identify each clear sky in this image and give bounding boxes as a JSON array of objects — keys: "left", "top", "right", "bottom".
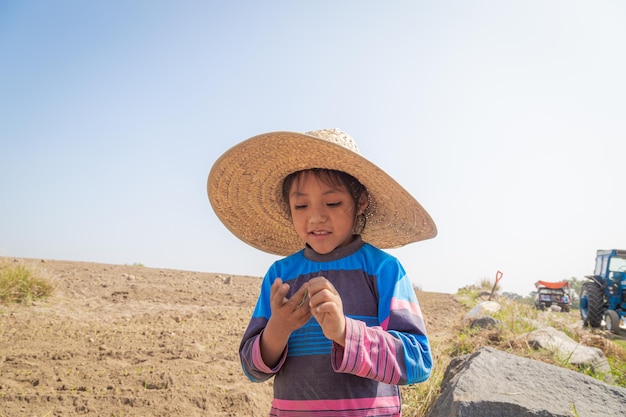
[{"left": 1, "top": 1, "right": 625, "bottom": 296}]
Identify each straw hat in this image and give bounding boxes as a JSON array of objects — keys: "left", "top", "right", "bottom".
[{"left": 207, "top": 128, "right": 437, "bottom": 256}]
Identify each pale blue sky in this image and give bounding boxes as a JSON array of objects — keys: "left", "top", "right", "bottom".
[{"left": 1, "top": 1, "right": 625, "bottom": 296}]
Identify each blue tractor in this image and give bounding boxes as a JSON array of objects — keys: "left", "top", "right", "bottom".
[{"left": 580, "top": 249, "right": 626, "bottom": 334}]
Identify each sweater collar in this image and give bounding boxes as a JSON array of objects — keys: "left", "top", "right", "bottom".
[{"left": 303, "top": 235, "right": 364, "bottom": 262}]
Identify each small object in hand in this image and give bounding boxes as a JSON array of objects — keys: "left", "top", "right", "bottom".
[{"left": 297, "top": 288, "right": 309, "bottom": 308}]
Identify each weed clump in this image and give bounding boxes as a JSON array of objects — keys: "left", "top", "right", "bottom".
[{"left": 0, "top": 263, "right": 54, "bottom": 305}]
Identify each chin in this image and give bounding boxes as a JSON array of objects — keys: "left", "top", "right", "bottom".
[{"left": 309, "top": 245, "right": 334, "bottom": 255}]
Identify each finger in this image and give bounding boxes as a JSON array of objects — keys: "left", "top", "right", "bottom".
[
  {"left": 313, "top": 301, "right": 341, "bottom": 315},
  {"left": 307, "top": 276, "right": 336, "bottom": 297},
  {"left": 270, "top": 279, "right": 290, "bottom": 305},
  {"left": 307, "top": 276, "right": 328, "bottom": 289},
  {"left": 309, "top": 286, "right": 339, "bottom": 307},
  {"left": 296, "top": 301, "right": 313, "bottom": 321}
]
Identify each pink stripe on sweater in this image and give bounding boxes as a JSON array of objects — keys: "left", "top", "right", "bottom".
[
  {"left": 252, "top": 333, "right": 286, "bottom": 373},
  {"left": 381, "top": 298, "right": 422, "bottom": 330},
  {"left": 337, "top": 318, "right": 402, "bottom": 385},
  {"left": 272, "top": 395, "right": 400, "bottom": 411},
  {"left": 390, "top": 297, "right": 423, "bottom": 317}
]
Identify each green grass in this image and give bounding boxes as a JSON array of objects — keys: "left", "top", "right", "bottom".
[
  {"left": 455, "top": 294, "right": 626, "bottom": 388},
  {"left": 0, "top": 263, "right": 54, "bottom": 305},
  {"left": 613, "top": 339, "right": 626, "bottom": 350}
]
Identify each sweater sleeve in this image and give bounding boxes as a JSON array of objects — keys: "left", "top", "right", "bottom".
[
  {"left": 239, "top": 266, "right": 288, "bottom": 382},
  {"left": 331, "top": 258, "right": 432, "bottom": 385}
]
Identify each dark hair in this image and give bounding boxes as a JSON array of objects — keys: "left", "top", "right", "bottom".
[{"left": 282, "top": 169, "right": 369, "bottom": 231}]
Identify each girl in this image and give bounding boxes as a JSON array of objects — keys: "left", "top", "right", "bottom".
[{"left": 208, "top": 128, "right": 437, "bottom": 416}]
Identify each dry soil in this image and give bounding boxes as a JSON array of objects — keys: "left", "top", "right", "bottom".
[{"left": 0, "top": 257, "right": 466, "bottom": 416}]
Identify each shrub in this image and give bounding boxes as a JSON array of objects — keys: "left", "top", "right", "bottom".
[{"left": 0, "top": 263, "right": 54, "bottom": 305}]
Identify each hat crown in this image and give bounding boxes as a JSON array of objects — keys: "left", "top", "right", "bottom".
[{"left": 305, "top": 128, "right": 360, "bottom": 154}]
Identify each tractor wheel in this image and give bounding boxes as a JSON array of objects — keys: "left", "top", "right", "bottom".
[
  {"left": 605, "top": 310, "right": 620, "bottom": 334},
  {"left": 580, "top": 282, "right": 605, "bottom": 328}
]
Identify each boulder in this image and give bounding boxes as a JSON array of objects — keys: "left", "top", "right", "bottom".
[
  {"left": 426, "top": 347, "right": 626, "bottom": 417},
  {"left": 523, "top": 326, "right": 613, "bottom": 382},
  {"left": 464, "top": 301, "right": 500, "bottom": 322}
]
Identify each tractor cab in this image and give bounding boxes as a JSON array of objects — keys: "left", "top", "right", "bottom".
[{"left": 594, "top": 249, "right": 626, "bottom": 280}]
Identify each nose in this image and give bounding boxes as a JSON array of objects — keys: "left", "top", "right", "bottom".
[{"left": 308, "top": 204, "right": 328, "bottom": 224}]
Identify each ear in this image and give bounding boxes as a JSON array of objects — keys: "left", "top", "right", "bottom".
[{"left": 356, "top": 192, "right": 369, "bottom": 215}]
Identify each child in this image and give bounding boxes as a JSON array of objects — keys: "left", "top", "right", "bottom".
[{"left": 208, "top": 128, "right": 437, "bottom": 416}]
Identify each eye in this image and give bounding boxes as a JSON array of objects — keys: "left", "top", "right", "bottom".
[
  {"left": 326, "top": 202, "right": 342, "bottom": 207},
  {"left": 293, "top": 204, "right": 307, "bottom": 210}
]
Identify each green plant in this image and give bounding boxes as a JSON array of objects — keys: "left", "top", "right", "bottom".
[
  {"left": 0, "top": 264, "right": 54, "bottom": 305},
  {"left": 456, "top": 287, "right": 480, "bottom": 308},
  {"left": 450, "top": 326, "right": 483, "bottom": 356},
  {"left": 607, "top": 351, "right": 626, "bottom": 386}
]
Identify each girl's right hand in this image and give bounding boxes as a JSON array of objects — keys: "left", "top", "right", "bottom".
[
  {"left": 268, "top": 278, "right": 312, "bottom": 334},
  {"left": 260, "top": 279, "right": 311, "bottom": 367}
]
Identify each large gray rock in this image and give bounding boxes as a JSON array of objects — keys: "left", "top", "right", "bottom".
[
  {"left": 524, "top": 326, "right": 613, "bottom": 382},
  {"left": 426, "top": 347, "right": 626, "bottom": 417}
]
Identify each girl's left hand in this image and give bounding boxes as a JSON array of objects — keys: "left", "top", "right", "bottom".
[{"left": 307, "top": 276, "right": 346, "bottom": 346}]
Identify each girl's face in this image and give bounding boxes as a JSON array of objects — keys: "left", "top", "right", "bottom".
[{"left": 288, "top": 171, "right": 367, "bottom": 254}]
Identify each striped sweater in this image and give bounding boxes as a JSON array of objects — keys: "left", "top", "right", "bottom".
[{"left": 239, "top": 236, "right": 432, "bottom": 416}]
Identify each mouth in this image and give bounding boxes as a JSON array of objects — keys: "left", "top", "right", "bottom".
[{"left": 310, "top": 230, "right": 330, "bottom": 236}]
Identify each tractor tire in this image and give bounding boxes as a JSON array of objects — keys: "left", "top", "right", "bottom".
[
  {"left": 605, "top": 310, "right": 620, "bottom": 334},
  {"left": 580, "top": 282, "right": 605, "bottom": 328}
]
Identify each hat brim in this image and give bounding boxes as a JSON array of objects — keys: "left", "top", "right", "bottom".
[{"left": 208, "top": 131, "right": 436, "bottom": 256}]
